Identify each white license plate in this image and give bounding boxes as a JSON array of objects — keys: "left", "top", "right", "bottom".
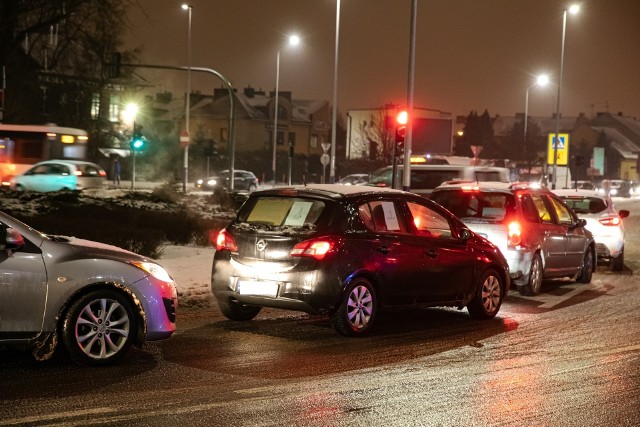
[{"left": 238, "top": 280, "right": 279, "bottom": 297}]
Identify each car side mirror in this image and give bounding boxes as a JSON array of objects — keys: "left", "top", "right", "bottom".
[
  {"left": 1, "top": 227, "right": 25, "bottom": 251},
  {"left": 619, "top": 209, "right": 630, "bottom": 219},
  {"left": 459, "top": 228, "right": 473, "bottom": 240},
  {"left": 575, "top": 218, "right": 587, "bottom": 228}
]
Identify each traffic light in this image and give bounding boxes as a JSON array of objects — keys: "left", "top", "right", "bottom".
[
  {"left": 131, "top": 124, "right": 145, "bottom": 151},
  {"left": 395, "top": 110, "right": 408, "bottom": 156}
]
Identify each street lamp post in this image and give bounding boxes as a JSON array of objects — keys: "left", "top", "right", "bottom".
[
  {"left": 329, "top": 0, "right": 340, "bottom": 183},
  {"left": 181, "top": 4, "right": 192, "bottom": 193},
  {"left": 552, "top": 4, "right": 579, "bottom": 189},
  {"left": 524, "top": 74, "right": 549, "bottom": 163},
  {"left": 122, "top": 103, "right": 138, "bottom": 189},
  {"left": 271, "top": 34, "right": 299, "bottom": 187}
]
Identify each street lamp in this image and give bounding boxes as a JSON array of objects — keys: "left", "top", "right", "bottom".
[
  {"left": 524, "top": 74, "right": 549, "bottom": 162},
  {"left": 181, "top": 3, "right": 192, "bottom": 193},
  {"left": 552, "top": 3, "right": 580, "bottom": 189},
  {"left": 271, "top": 34, "right": 300, "bottom": 187},
  {"left": 122, "top": 103, "right": 138, "bottom": 189},
  {"left": 329, "top": 0, "right": 340, "bottom": 183}
]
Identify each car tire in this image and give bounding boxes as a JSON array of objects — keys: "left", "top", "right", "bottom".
[
  {"left": 248, "top": 184, "right": 257, "bottom": 192},
  {"left": 217, "top": 298, "right": 261, "bottom": 321},
  {"left": 330, "top": 277, "right": 377, "bottom": 336},
  {"left": 467, "top": 269, "right": 504, "bottom": 319},
  {"left": 576, "top": 248, "right": 594, "bottom": 284},
  {"left": 518, "top": 253, "right": 543, "bottom": 296},
  {"left": 14, "top": 184, "right": 25, "bottom": 192},
  {"left": 611, "top": 247, "right": 624, "bottom": 272},
  {"left": 61, "top": 289, "right": 136, "bottom": 366}
]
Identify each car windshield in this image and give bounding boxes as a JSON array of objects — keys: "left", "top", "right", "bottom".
[
  {"left": 237, "top": 196, "right": 326, "bottom": 231},
  {"left": 561, "top": 197, "right": 607, "bottom": 214},
  {"left": 431, "top": 190, "right": 516, "bottom": 222}
]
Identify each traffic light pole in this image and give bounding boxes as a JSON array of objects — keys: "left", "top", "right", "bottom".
[{"left": 131, "top": 120, "right": 136, "bottom": 190}]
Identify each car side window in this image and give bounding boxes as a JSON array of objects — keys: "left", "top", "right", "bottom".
[
  {"left": 530, "top": 194, "right": 554, "bottom": 223},
  {"left": 406, "top": 201, "right": 453, "bottom": 239},
  {"left": 358, "top": 201, "right": 406, "bottom": 233},
  {"left": 549, "top": 196, "right": 575, "bottom": 225},
  {"left": 520, "top": 194, "right": 540, "bottom": 223}
]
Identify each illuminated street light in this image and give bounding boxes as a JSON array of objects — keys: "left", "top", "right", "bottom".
[
  {"left": 271, "top": 34, "right": 300, "bottom": 186},
  {"left": 552, "top": 3, "right": 580, "bottom": 189},
  {"left": 181, "top": 3, "right": 192, "bottom": 193},
  {"left": 122, "top": 103, "right": 139, "bottom": 189},
  {"left": 524, "top": 74, "right": 550, "bottom": 161}
]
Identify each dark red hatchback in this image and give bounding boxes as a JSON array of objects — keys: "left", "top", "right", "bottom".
[{"left": 211, "top": 184, "right": 510, "bottom": 336}]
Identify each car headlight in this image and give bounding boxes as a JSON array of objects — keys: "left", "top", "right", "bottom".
[
  {"left": 197, "top": 179, "right": 204, "bottom": 185},
  {"left": 610, "top": 189, "right": 618, "bottom": 195},
  {"left": 207, "top": 179, "right": 217, "bottom": 186},
  {"left": 130, "top": 261, "right": 174, "bottom": 283}
]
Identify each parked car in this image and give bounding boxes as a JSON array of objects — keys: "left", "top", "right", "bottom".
[
  {"left": 0, "top": 211, "right": 177, "bottom": 366},
  {"left": 211, "top": 184, "right": 510, "bottom": 336},
  {"left": 337, "top": 173, "right": 369, "bottom": 185},
  {"left": 368, "top": 163, "right": 510, "bottom": 197},
  {"left": 570, "top": 180, "right": 596, "bottom": 191},
  {"left": 554, "top": 189, "right": 629, "bottom": 271},
  {"left": 195, "top": 169, "right": 258, "bottom": 192},
  {"left": 10, "top": 160, "right": 107, "bottom": 192},
  {"left": 430, "top": 181, "right": 596, "bottom": 296},
  {"left": 597, "top": 179, "right": 633, "bottom": 198}
]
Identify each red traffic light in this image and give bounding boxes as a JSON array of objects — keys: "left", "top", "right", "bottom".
[{"left": 396, "top": 110, "right": 408, "bottom": 125}]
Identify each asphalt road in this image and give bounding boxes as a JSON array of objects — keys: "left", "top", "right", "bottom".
[{"left": 1, "top": 199, "right": 640, "bottom": 427}]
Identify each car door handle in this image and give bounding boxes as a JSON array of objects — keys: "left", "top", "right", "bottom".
[
  {"left": 377, "top": 246, "right": 390, "bottom": 254},
  {"left": 425, "top": 249, "right": 438, "bottom": 258}
]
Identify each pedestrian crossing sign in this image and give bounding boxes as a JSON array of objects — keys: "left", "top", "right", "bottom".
[{"left": 547, "top": 133, "right": 569, "bottom": 165}]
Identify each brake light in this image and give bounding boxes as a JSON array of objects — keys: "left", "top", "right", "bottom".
[
  {"left": 74, "top": 170, "right": 82, "bottom": 176},
  {"left": 99, "top": 170, "right": 107, "bottom": 177},
  {"left": 461, "top": 185, "right": 479, "bottom": 191},
  {"left": 216, "top": 229, "right": 238, "bottom": 251},
  {"left": 291, "top": 237, "right": 340, "bottom": 260},
  {"left": 599, "top": 216, "right": 621, "bottom": 226},
  {"left": 507, "top": 221, "right": 522, "bottom": 246}
]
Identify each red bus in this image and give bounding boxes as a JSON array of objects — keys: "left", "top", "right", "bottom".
[{"left": 0, "top": 124, "right": 89, "bottom": 185}]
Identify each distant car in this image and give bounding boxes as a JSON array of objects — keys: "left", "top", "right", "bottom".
[
  {"left": 597, "top": 179, "right": 633, "bottom": 198},
  {"left": 554, "top": 189, "right": 629, "bottom": 271},
  {"left": 571, "top": 180, "right": 596, "bottom": 191},
  {"left": 10, "top": 160, "right": 107, "bottom": 192},
  {"left": 0, "top": 211, "right": 177, "bottom": 366},
  {"left": 195, "top": 169, "right": 258, "bottom": 192},
  {"left": 431, "top": 181, "right": 596, "bottom": 296},
  {"left": 337, "top": 173, "right": 369, "bottom": 185},
  {"left": 212, "top": 184, "right": 510, "bottom": 336}
]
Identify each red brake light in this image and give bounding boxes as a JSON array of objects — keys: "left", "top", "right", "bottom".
[
  {"left": 507, "top": 221, "right": 522, "bottom": 246},
  {"left": 99, "top": 170, "right": 107, "bottom": 177},
  {"left": 74, "top": 170, "right": 82, "bottom": 176},
  {"left": 599, "top": 216, "right": 621, "bottom": 226},
  {"left": 216, "top": 229, "right": 238, "bottom": 251},
  {"left": 291, "top": 237, "right": 340, "bottom": 260}
]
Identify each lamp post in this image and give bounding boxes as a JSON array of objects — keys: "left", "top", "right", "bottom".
[
  {"left": 524, "top": 74, "right": 549, "bottom": 163},
  {"left": 181, "top": 3, "right": 192, "bottom": 193},
  {"left": 329, "top": 0, "right": 340, "bottom": 183},
  {"left": 552, "top": 3, "right": 579, "bottom": 189},
  {"left": 122, "top": 103, "right": 138, "bottom": 189},
  {"left": 271, "top": 34, "right": 300, "bottom": 187}
]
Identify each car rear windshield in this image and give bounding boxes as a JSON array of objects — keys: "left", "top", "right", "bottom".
[
  {"left": 431, "top": 190, "right": 516, "bottom": 222},
  {"left": 237, "top": 197, "right": 326, "bottom": 230},
  {"left": 561, "top": 197, "right": 607, "bottom": 214}
]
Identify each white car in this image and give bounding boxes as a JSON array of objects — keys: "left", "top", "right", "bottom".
[{"left": 554, "top": 189, "right": 629, "bottom": 271}]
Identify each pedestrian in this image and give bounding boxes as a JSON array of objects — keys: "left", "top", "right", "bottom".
[{"left": 112, "top": 158, "right": 121, "bottom": 186}]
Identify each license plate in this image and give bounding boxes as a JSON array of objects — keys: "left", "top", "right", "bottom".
[{"left": 238, "top": 280, "right": 279, "bottom": 297}]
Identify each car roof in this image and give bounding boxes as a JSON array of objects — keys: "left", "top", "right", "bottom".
[
  {"left": 253, "top": 184, "right": 410, "bottom": 199},
  {"left": 553, "top": 189, "right": 608, "bottom": 199},
  {"left": 434, "top": 180, "right": 517, "bottom": 192},
  {"left": 34, "top": 159, "right": 101, "bottom": 167}
]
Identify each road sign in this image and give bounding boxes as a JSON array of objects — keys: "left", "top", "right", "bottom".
[
  {"left": 320, "top": 153, "right": 330, "bottom": 166},
  {"left": 180, "top": 130, "right": 190, "bottom": 148},
  {"left": 321, "top": 143, "right": 331, "bottom": 153},
  {"left": 547, "top": 133, "right": 569, "bottom": 165}
]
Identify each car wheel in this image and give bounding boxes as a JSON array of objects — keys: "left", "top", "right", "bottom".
[
  {"left": 61, "top": 289, "right": 136, "bottom": 366},
  {"left": 330, "top": 277, "right": 377, "bottom": 336},
  {"left": 518, "top": 253, "right": 543, "bottom": 296},
  {"left": 217, "top": 298, "right": 261, "bottom": 321},
  {"left": 14, "top": 184, "right": 25, "bottom": 192},
  {"left": 611, "top": 247, "right": 624, "bottom": 272},
  {"left": 576, "top": 248, "right": 594, "bottom": 283},
  {"left": 248, "top": 184, "right": 257, "bottom": 192},
  {"left": 467, "top": 269, "right": 504, "bottom": 319}
]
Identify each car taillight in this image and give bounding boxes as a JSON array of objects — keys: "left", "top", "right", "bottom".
[
  {"left": 74, "top": 170, "right": 83, "bottom": 176},
  {"left": 507, "top": 221, "right": 522, "bottom": 246},
  {"left": 216, "top": 229, "right": 238, "bottom": 251},
  {"left": 291, "top": 237, "right": 340, "bottom": 260},
  {"left": 599, "top": 216, "right": 621, "bottom": 226},
  {"left": 99, "top": 170, "right": 107, "bottom": 177}
]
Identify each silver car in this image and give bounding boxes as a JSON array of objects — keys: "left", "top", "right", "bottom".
[
  {"left": 0, "top": 211, "right": 177, "bottom": 366},
  {"left": 431, "top": 182, "right": 596, "bottom": 296}
]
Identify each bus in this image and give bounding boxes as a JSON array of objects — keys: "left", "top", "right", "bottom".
[{"left": 0, "top": 124, "right": 89, "bottom": 185}]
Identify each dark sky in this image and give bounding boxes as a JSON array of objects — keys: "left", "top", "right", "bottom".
[{"left": 124, "top": 0, "right": 640, "bottom": 121}]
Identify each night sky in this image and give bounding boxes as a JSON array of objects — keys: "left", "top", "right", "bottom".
[{"left": 124, "top": 0, "right": 640, "bottom": 121}]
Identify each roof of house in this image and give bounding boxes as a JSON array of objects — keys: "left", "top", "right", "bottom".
[{"left": 592, "top": 126, "right": 640, "bottom": 159}]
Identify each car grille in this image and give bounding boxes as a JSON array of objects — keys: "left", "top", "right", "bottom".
[{"left": 163, "top": 297, "right": 176, "bottom": 323}]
